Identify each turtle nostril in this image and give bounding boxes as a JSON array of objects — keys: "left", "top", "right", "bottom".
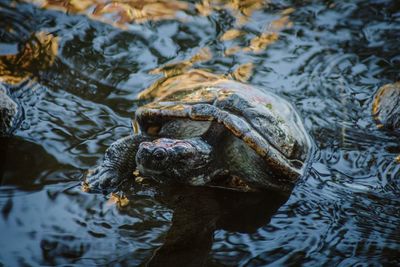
[{"left": 152, "top": 148, "right": 167, "bottom": 161}]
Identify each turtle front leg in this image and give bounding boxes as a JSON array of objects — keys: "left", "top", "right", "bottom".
[
  {"left": 85, "top": 134, "right": 151, "bottom": 192},
  {"left": 0, "top": 86, "right": 19, "bottom": 137}
]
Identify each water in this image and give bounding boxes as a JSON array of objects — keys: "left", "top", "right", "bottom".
[{"left": 1, "top": 0, "right": 400, "bottom": 266}]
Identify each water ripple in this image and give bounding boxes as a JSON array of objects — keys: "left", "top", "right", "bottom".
[{"left": 1, "top": 0, "right": 400, "bottom": 266}]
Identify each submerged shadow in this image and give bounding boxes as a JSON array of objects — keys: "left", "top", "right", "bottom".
[
  {"left": 141, "top": 185, "right": 289, "bottom": 267},
  {"left": 0, "top": 137, "right": 67, "bottom": 190}
]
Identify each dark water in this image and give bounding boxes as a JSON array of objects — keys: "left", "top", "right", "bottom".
[{"left": 1, "top": 0, "right": 400, "bottom": 266}]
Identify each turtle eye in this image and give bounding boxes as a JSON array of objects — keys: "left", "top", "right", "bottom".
[{"left": 152, "top": 148, "right": 168, "bottom": 161}]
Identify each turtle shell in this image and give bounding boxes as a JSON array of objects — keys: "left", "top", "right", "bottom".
[
  {"left": 372, "top": 82, "right": 400, "bottom": 130},
  {"left": 135, "top": 71, "right": 312, "bottom": 187}
]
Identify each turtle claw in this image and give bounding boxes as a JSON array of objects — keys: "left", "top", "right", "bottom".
[{"left": 84, "top": 167, "right": 121, "bottom": 193}]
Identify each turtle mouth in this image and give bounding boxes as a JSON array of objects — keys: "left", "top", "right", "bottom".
[
  {"left": 137, "top": 163, "right": 174, "bottom": 184},
  {"left": 136, "top": 163, "right": 164, "bottom": 178}
]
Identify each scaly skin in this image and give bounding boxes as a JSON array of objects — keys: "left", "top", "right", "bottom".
[
  {"left": 86, "top": 135, "right": 223, "bottom": 192},
  {"left": 372, "top": 82, "right": 400, "bottom": 130},
  {"left": 0, "top": 85, "right": 18, "bottom": 137},
  {"left": 136, "top": 137, "right": 218, "bottom": 186},
  {"left": 85, "top": 134, "right": 152, "bottom": 192}
]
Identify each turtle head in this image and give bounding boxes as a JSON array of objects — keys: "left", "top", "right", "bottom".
[{"left": 136, "top": 137, "right": 215, "bottom": 185}]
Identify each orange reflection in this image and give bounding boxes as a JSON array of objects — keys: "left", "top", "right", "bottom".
[
  {"left": 139, "top": 47, "right": 216, "bottom": 99},
  {"left": 25, "top": 0, "right": 190, "bottom": 27},
  {"left": 108, "top": 192, "right": 130, "bottom": 208},
  {"left": 217, "top": 5, "right": 294, "bottom": 54},
  {"left": 41, "top": 0, "right": 94, "bottom": 13},
  {"left": 92, "top": 1, "right": 189, "bottom": 26},
  {"left": 196, "top": 0, "right": 267, "bottom": 24},
  {"left": 23, "top": 0, "right": 293, "bottom": 56},
  {"left": 139, "top": 69, "right": 222, "bottom": 99},
  {"left": 243, "top": 14, "right": 292, "bottom": 53},
  {"left": 140, "top": 61, "right": 254, "bottom": 100},
  {"left": 229, "top": 62, "right": 253, "bottom": 82},
  {"left": 224, "top": 46, "right": 242, "bottom": 56},
  {"left": 149, "top": 47, "right": 212, "bottom": 78},
  {"left": 0, "top": 31, "right": 58, "bottom": 84},
  {"left": 25, "top": 0, "right": 274, "bottom": 26},
  {"left": 220, "top": 29, "right": 242, "bottom": 41},
  {"left": 243, "top": 32, "right": 279, "bottom": 53}
]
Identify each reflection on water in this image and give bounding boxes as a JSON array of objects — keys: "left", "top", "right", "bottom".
[
  {"left": 0, "top": 31, "right": 58, "bottom": 85},
  {"left": 1, "top": 0, "right": 400, "bottom": 266},
  {"left": 125, "top": 183, "right": 287, "bottom": 266}
]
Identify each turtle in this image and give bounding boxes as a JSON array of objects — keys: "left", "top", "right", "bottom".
[
  {"left": 372, "top": 82, "right": 400, "bottom": 131},
  {"left": 85, "top": 70, "right": 312, "bottom": 194},
  {"left": 0, "top": 84, "right": 19, "bottom": 137}
]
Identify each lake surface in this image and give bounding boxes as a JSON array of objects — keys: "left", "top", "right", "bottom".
[{"left": 1, "top": 0, "right": 399, "bottom": 266}]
